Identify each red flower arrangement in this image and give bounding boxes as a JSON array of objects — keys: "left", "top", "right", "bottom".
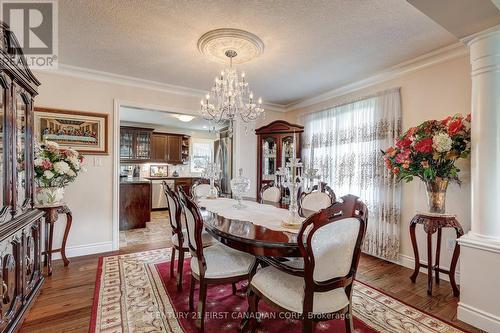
[{"left": 383, "top": 114, "right": 471, "bottom": 182}]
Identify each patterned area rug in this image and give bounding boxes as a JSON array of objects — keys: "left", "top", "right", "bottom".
[{"left": 90, "top": 248, "right": 467, "bottom": 333}]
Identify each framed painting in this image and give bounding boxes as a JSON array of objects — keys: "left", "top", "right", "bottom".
[{"left": 34, "top": 107, "right": 108, "bottom": 155}]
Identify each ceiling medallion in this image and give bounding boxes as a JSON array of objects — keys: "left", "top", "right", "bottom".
[{"left": 197, "top": 28, "right": 264, "bottom": 64}]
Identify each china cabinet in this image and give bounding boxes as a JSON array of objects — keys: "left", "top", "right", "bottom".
[
  {"left": 255, "top": 120, "right": 303, "bottom": 197},
  {"left": 0, "top": 22, "right": 45, "bottom": 332}
]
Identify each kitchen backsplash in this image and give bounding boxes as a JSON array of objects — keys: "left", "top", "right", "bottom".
[{"left": 120, "top": 163, "right": 200, "bottom": 178}]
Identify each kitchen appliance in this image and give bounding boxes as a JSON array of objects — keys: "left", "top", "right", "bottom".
[
  {"left": 214, "top": 127, "right": 233, "bottom": 195},
  {"left": 151, "top": 179, "right": 174, "bottom": 210}
]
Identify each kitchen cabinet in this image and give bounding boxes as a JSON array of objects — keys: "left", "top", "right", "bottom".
[
  {"left": 150, "top": 133, "right": 190, "bottom": 164},
  {"left": 119, "top": 180, "right": 151, "bottom": 230},
  {"left": 151, "top": 134, "right": 168, "bottom": 162},
  {"left": 120, "top": 127, "right": 153, "bottom": 162},
  {"left": 167, "top": 135, "right": 182, "bottom": 164}
]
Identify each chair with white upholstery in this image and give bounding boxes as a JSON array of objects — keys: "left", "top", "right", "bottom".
[
  {"left": 178, "top": 188, "right": 256, "bottom": 331},
  {"left": 163, "top": 183, "right": 214, "bottom": 290},
  {"left": 259, "top": 181, "right": 281, "bottom": 203},
  {"left": 191, "top": 180, "right": 220, "bottom": 199},
  {"left": 246, "top": 195, "right": 368, "bottom": 333},
  {"left": 299, "top": 183, "right": 336, "bottom": 215}
]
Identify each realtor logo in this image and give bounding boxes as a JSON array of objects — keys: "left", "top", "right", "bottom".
[{"left": 1, "top": 0, "right": 58, "bottom": 69}]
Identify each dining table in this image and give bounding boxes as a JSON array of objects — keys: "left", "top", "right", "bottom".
[{"left": 199, "top": 197, "right": 315, "bottom": 258}]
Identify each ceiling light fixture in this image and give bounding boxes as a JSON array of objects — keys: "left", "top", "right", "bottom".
[
  {"left": 174, "top": 114, "right": 195, "bottom": 122},
  {"left": 198, "top": 29, "right": 265, "bottom": 133}
]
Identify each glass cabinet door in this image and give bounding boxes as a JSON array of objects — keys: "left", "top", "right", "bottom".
[
  {"left": 120, "top": 130, "right": 134, "bottom": 160},
  {"left": 281, "top": 135, "right": 294, "bottom": 167},
  {"left": 0, "top": 86, "right": 4, "bottom": 211},
  {"left": 135, "top": 131, "right": 151, "bottom": 160},
  {"left": 15, "top": 92, "right": 29, "bottom": 211},
  {"left": 261, "top": 137, "right": 277, "bottom": 181}
]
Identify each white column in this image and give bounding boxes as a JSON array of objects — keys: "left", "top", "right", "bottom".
[{"left": 458, "top": 26, "right": 500, "bottom": 332}]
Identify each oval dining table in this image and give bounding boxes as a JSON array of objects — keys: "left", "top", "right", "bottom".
[{"left": 199, "top": 198, "right": 315, "bottom": 258}]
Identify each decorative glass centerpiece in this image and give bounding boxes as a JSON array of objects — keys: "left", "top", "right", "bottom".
[
  {"left": 230, "top": 168, "right": 251, "bottom": 209},
  {"left": 201, "top": 162, "right": 221, "bottom": 199},
  {"left": 281, "top": 135, "right": 304, "bottom": 228},
  {"left": 302, "top": 163, "right": 321, "bottom": 193}
]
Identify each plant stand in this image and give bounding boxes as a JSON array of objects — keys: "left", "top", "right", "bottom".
[
  {"left": 409, "top": 213, "right": 464, "bottom": 297},
  {"left": 37, "top": 203, "right": 73, "bottom": 276}
]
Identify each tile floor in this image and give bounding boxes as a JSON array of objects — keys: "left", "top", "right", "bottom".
[{"left": 119, "top": 210, "right": 171, "bottom": 248}]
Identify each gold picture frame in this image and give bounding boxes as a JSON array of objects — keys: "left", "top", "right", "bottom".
[{"left": 34, "top": 107, "right": 109, "bottom": 155}]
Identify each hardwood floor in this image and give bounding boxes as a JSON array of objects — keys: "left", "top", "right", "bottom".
[{"left": 20, "top": 237, "right": 481, "bottom": 332}]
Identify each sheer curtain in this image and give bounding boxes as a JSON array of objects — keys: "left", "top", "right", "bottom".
[{"left": 301, "top": 88, "right": 402, "bottom": 260}]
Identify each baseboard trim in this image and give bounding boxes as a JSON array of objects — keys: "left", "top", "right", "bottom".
[
  {"left": 458, "top": 302, "right": 500, "bottom": 332},
  {"left": 371, "top": 253, "right": 460, "bottom": 284},
  {"left": 50, "top": 241, "right": 113, "bottom": 260},
  {"left": 398, "top": 253, "right": 460, "bottom": 283}
]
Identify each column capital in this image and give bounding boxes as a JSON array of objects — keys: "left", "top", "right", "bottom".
[
  {"left": 461, "top": 24, "right": 500, "bottom": 47},
  {"left": 462, "top": 25, "right": 500, "bottom": 77}
]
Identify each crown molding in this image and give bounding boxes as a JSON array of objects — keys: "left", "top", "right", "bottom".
[
  {"left": 285, "top": 42, "right": 469, "bottom": 111},
  {"left": 37, "top": 63, "right": 288, "bottom": 113},
  {"left": 37, "top": 63, "right": 208, "bottom": 98},
  {"left": 35, "top": 42, "right": 468, "bottom": 114}
]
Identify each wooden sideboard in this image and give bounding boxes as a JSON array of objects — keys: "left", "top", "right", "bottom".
[{"left": 0, "top": 22, "right": 45, "bottom": 332}]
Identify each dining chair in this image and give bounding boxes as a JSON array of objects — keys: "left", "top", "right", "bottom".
[
  {"left": 191, "top": 180, "right": 221, "bottom": 199},
  {"left": 298, "top": 182, "right": 336, "bottom": 215},
  {"left": 259, "top": 181, "right": 281, "bottom": 203},
  {"left": 163, "top": 182, "right": 214, "bottom": 290},
  {"left": 245, "top": 195, "right": 368, "bottom": 333},
  {"left": 178, "top": 188, "right": 257, "bottom": 331}
]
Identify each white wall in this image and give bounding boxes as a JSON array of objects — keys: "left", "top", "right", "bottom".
[
  {"left": 33, "top": 69, "right": 283, "bottom": 256},
  {"left": 286, "top": 55, "right": 472, "bottom": 277}
]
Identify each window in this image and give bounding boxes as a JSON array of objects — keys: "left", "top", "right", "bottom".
[
  {"left": 191, "top": 140, "right": 213, "bottom": 173},
  {"left": 302, "top": 88, "right": 402, "bottom": 260}
]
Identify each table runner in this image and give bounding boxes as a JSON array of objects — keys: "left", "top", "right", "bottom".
[{"left": 198, "top": 197, "right": 304, "bottom": 233}]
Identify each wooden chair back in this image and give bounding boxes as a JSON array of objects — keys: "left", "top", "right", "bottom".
[
  {"left": 178, "top": 188, "right": 207, "bottom": 276},
  {"left": 163, "top": 181, "right": 182, "bottom": 233},
  {"left": 297, "top": 194, "right": 368, "bottom": 315}
]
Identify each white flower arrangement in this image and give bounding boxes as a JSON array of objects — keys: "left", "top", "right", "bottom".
[
  {"left": 432, "top": 132, "right": 453, "bottom": 153},
  {"left": 34, "top": 141, "right": 85, "bottom": 188}
]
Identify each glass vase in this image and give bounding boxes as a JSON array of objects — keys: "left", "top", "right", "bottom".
[{"left": 425, "top": 177, "right": 449, "bottom": 214}]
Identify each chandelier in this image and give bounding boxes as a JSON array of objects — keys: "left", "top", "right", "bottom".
[{"left": 200, "top": 49, "right": 264, "bottom": 130}]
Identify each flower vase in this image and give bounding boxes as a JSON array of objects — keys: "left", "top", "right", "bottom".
[
  {"left": 36, "top": 187, "right": 65, "bottom": 206},
  {"left": 425, "top": 177, "right": 449, "bottom": 214}
]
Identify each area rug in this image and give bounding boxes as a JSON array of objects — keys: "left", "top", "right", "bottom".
[{"left": 90, "top": 248, "right": 467, "bottom": 333}]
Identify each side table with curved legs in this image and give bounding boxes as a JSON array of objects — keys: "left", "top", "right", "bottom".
[
  {"left": 409, "top": 213, "right": 464, "bottom": 297},
  {"left": 37, "top": 204, "right": 73, "bottom": 276}
]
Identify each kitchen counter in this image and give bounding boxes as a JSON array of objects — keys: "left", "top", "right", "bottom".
[
  {"left": 120, "top": 177, "right": 151, "bottom": 184},
  {"left": 145, "top": 176, "right": 201, "bottom": 180}
]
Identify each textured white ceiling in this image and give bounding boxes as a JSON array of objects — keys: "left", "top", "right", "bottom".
[{"left": 58, "top": 0, "right": 457, "bottom": 105}]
